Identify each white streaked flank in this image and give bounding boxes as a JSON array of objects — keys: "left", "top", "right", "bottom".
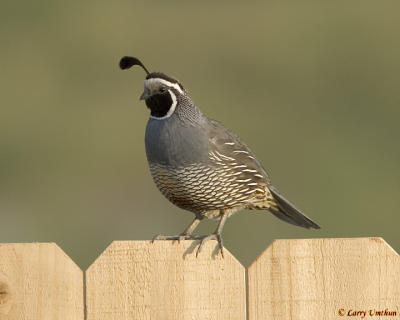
[
  {"left": 245, "top": 189, "right": 257, "bottom": 194},
  {"left": 215, "top": 150, "right": 235, "bottom": 161},
  {"left": 225, "top": 172, "right": 242, "bottom": 177},
  {"left": 237, "top": 178, "right": 252, "bottom": 183},
  {"left": 209, "top": 151, "right": 222, "bottom": 162},
  {"left": 242, "top": 169, "right": 258, "bottom": 173}
]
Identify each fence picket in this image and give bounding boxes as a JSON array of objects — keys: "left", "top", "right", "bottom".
[
  {"left": 0, "top": 243, "right": 83, "bottom": 319},
  {"left": 86, "top": 240, "right": 246, "bottom": 319},
  {"left": 248, "top": 237, "right": 400, "bottom": 320}
]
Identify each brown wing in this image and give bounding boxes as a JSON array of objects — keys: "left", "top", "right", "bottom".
[
  {"left": 205, "top": 119, "right": 274, "bottom": 207},
  {"left": 208, "top": 119, "right": 270, "bottom": 181}
]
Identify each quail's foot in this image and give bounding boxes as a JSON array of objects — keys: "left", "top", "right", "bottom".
[
  {"left": 196, "top": 233, "right": 224, "bottom": 258},
  {"left": 152, "top": 217, "right": 204, "bottom": 243},
  {"left": 151, "top": 233, "right": 199, "bottom": 243}
]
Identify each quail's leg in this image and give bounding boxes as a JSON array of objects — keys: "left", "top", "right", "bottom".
[
  {"left": 152, "top": 217, "right": 203, "bottom": 242},
  {"left": 196, "top": 210, "right": 229, "bottom": 258}
]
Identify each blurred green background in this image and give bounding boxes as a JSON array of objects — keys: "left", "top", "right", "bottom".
[{"left": 1, "top": 0, "right": 399, "bottom": 269}]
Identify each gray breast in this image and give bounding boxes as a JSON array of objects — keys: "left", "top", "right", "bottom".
[{"left": 145, "top": 113, "right": 210, "bottom": 167}]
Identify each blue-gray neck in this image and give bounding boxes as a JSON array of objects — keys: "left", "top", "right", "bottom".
[{"left": 145, "top": 98, "right": 210, "bottom": 167}]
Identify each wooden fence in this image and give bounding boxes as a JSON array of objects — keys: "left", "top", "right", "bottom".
[{"left": 0, "top": 238, "right": 398, "bottom": 319}]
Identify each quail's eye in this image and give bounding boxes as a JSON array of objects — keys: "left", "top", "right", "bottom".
[{"left": 159, "top": 87, "right": 166, "bottom": 93}]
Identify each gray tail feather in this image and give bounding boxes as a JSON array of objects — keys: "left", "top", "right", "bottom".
[{"left": 269, "top": 185, "right": 320, "bottom": 229}]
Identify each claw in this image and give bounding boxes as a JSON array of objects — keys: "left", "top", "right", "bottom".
[
  {"left": 177, "top": 234, "right": 188, "bottom": 242},
  {"left": 217, "top": 234, "right": 224, "bottom": 258},
  {"left": 151, "top": 234, "right": 162, "bottom": 243},
  {"left": 196, "top": 234, "right": 224, "bottom": 258},
  {"left": 151, "top": 234, "right": 198, "bottom": 243}
]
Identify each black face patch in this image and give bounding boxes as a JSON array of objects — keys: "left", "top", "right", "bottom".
[{"left": 145, "top": 92, "right": 173, "bottom": 118}]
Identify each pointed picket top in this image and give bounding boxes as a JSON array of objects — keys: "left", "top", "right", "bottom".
[
  {"left": 248, "top": 237, "right": 400, "bottom": 320},
  {"left": 86, "top": 240, "right": 246, "bottom": 320},
  {"left": 0, "top": 242, "right": 84, "bottom": 319}
]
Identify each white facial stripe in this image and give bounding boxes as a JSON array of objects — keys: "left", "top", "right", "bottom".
[
  {"left": 149, "top": 89, "right": 177, "bottom": 120},
  {"left": 144, "top": 78, "right": 183, "bottom": 94}
]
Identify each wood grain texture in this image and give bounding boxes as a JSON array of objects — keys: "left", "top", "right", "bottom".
[
  {"left": 248, "top": 237, "right": 400, "bottom": 320},
  {"left": 86, "top": 240, "right": 246, "bottom": 320},
  {"left": 0, "top": 243, "right": 83, "bottom": 320}
]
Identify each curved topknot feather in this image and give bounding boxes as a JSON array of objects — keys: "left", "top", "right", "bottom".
[{"left": 119, "top": 56, "right": 150, "bottom": 75}]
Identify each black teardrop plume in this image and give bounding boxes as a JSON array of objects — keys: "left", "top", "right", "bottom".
[{"left": 119, "top": 56, "right": 150, "bottom": 75}]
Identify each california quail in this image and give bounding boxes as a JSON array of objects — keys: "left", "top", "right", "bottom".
[{"left": 120, "top": 56, "right": 320, "bottom": 257}]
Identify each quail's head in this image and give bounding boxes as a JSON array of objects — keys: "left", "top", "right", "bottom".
[{"left": 119, "top": 56, "right": 186, "bottom": 119}]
